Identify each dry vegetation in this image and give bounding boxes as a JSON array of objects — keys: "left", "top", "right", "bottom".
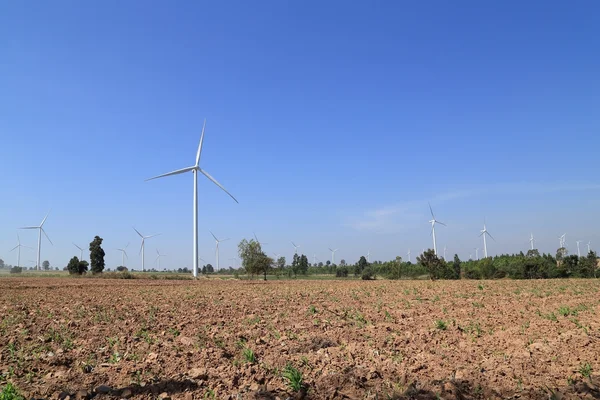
[{"left": 1, "top": 278, "right": 600, "bottom": 399}]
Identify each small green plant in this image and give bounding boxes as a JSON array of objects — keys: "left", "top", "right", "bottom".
[
  {"left": 0, "top": 383, "right": 25, "bottom": 400},
  {"left": 477, "top": 284, "right": 484, "bottom": 291},
  {"left": 558, "top": 306, "right": 574, "bottom": 317},
  {"left": 168, "top": 327, "right": 181, "bottom": 337},
  {"left": 308, "top": 305, "right": 317, "bottom": 315},
  {"left": 282, "top": 363, "right": 304, "bottom": 392},
  {"left": 435, "top": 320, "right": 447, "bottom": 330},
  {"left": 242, "top": 347, "right": 256, "bottom": 363},
  {"left": 579, "top": 362, "right": 593, "bottom": 380}
]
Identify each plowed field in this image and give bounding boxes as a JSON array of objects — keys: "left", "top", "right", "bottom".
[{"left": 1, "top": 278, "right": 600, "bottom": 399}]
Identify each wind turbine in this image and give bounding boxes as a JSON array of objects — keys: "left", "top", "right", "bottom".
[
  {"left": 313, "top": 254, "right": 318, "bottom": 265},
  {"left": 443, "top": 246, "right": 447, "bottom": 260},
  {"left": 367, "top": 250, "right": 371, "bottom": 263},
  {"left": 210, "top": 231, "right": 229, "bottom": 272},
  {"left": 428, "top": 203, "right": 446, "bottom": 256},
  {"left": 117, "top": 244, "right": 129, "bottom": 268},
  {"left": 529, "top": 233, "right": 535, "bottom": 250},
  {"left": 155, "top": 249, "right": 166, "bottom": 269},
  {"left": 229, "top": 257, "right": 238, "bottom": 268},
  {"left": 145, "top": 119, "right": 238, "bottom": 279},
  {"left": 558, "top": 233, "right": 566, "bottom": 249},
  {"left": 10, "top": 234, "right": 32, "bottom": 268},
  {"left": 254, "top": 232, "right": 268, "bottom": 248},
  {"left": 407, "top": 249, "right": 411, "bottom": 263},
  {"left": 474, "top": 248, "right": 479, "bottom": 260},
  {"left": 479, "top": 221, "right": 495, "bottom": 258},
  {"left": 328, "top": 248, "right": 338, "bottom": 264},
  {"left": 73, "top": 243, "right": 84, "bottom": 261},
  {"left": 133, "top": 228, "right": 160, "bottom": 272},
  {"left": 291, "top": 241, "right": 300, "bottom": 254},
  {"left": 576, "top": 240, "right": 582, "bottom": 257},
  {"left": 588, "top": 241, "right": 591, "bottom": 254},
  {"left": 20, "top": 211, "right": 52, "bottom": 270}
]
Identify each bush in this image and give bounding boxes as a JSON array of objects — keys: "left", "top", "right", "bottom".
[
  {"left": 336, "top": 266, "right": 349, "bottom": 277},
  {"left": 116, "top": 266, "right": 128, "bottom": 272},
  {"left": 9, "top": 266, "right": 22, "bottom": 274},
  {"left": 361, "top": 267, "right": 374, "bottom": 280}
]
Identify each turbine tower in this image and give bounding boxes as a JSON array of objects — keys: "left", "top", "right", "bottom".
[
  {"left": 133, "top": 228, "right": 160, "bottom": 272},
  {"left": 155, "top": 249, "right": 166, "bottom": 269},
  {"left": 479, "top": 221, "right": 495, "bottom": 258},
  {"left": 576, "top": 240, "right": 582, "bottom": 257},
  {"left": 117, "top": 244, "right": 129, "bottom": 268},
  {"left": 10, "top": 234, "right": 32, "bottom": 268},
  {"left": 367, "top": 250, "right": 371, "bottom": 263},
  {"left": 291, "top": 241, "right": 300, "bottom": 254},
  {"left": 73, "top": 243, "right": 84, "bottom": 261},
  {"left": 588, "top": 241, "right": 591, "bottom": 254},
  {"left": 328, "top": 248, "right": 338, "bottom": 264},
  {"left": 529, "top": 233, "right": 535, "bottom": 250},
  {"left": 428, "top": 203, "right": 446, "bottom": 256},
  {"left": 475, "top": 248, "right": 479, "bottom": 260},
  {"left": 145, "top": 119, "right": 238, "bottom": 279},
  {"left": 407, "top": 249, "right": 411, "bottom": 263},
  {"left": 443, "top": 246, "right": 447, "bottom": 260},
  {"left": 20, "top": 211, "right": 52, "bottom": 270},
  {"left": 210, "top": 231, "right": 229, "bottom": 272}
]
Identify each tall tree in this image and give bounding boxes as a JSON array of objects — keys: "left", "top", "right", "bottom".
[
  {"left": 355, "top": 256, "right": 369, "bottom": 276},
  {"left": 299, "top": 254, "right": 309, "bottom": 275},
  {"left": 89, "top": 236, "right": 106, "bottom": 274},
  {"left": 416, "top": 249, "right": 443, "bottom": 280},
  {"left": 452, "top": 254, "right": 462, "bottom": 279},
  {"left": 42, "top": 260, "right": 50, "bottom": 270},
  {"left": 238, "top": 238, "right": 273, "bottom": 280}
]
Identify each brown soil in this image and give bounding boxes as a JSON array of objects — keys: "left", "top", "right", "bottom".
[{"left": 1, "top": 278, "right": 600, "bottom": 399}]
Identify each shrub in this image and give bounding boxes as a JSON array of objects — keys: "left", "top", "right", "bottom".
[
  {"left": 336, "top": 266, "right": 349, "bottom": 277},
  {"left": 9, "top": 266, "right": 22, "bottom": 274},
  {"left": 361, "top": 267, "right": 374, "bottom": 280},
  {"left": 282, "top": 364, "right": 304, "bottom": 392},
  {"left": 0, "top": 383, "right": 25, "bottom": 400}
]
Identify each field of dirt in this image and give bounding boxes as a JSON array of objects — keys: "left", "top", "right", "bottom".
[{"left": 1, "top": 278, "right": 600, "bottom": 399}]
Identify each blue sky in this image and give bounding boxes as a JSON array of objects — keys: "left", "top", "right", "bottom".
[{"left": 1, "top": 1, "right": 599, "bottom": 270}]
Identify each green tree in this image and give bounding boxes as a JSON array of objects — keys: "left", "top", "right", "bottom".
[
  {"left": 451, "top": 254, "right": 461, "bottom": 279},
  {"left": 42, "top": 260, "right": 50, "bottom": 270},
  {"left": 89, "top": 236, "right": 106, "bottom": 274},
  {"left": 416, "top": 249, "right": 444, "bottom": 280},
  {"left": 277, "top": 256, "right": 286, "bottom": 273},
  {"left": 238, "top": 238, "right": 273, "bottom": 280},
  {"left": 355, "top": 256, "right": 369, "bottom": 276},
  {"left": 67, "top": 256, "right": 88, "bottom": 275},
  {"left": 291, "top": 253, "right": 300, "bottom": 277},
  {"left": 206, "top": 264, "right": 214, "bottom": 273},
  {"left": 298, "top": 254, "right": 309, "bottom": 275}
]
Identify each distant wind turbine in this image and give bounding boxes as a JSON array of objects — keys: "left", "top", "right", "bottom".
[
  {"left": 529, "top": 233, "right": 535, "bottom": 250},
  {"left": 443, "top": 245, "right": 447, "bottom": 260},
  {"left": 328, "top": 248, "right": 338, "bottom": 264},
  {"left": 407, "top": 249, "right": 411, "bottom": 263},
  {"left": 479, "top": 220, "right": 495, "bottom": 258},
  {"left": 576, "top": 240, "right": 582, "bottom": 257},
  {"left": 588, "top": 241, "right": 591, "bottom": 254},
  {"left": 20, "top": 211, "right": 52, "bottom": 270},
  {"left": 155, "top": 249, "right": 166, "bottom": 269},
  {"left": 428, "top": 203, "right": 446, "bottom": 256},
  {"left": 10, "top": 233, "right": 32, "bottom": 268},
  {"left": 210, "top": 231, "right": 229, "bottom": 272},
  {"left": 313, "top": 254, "right": 318, "bottom": 265},
  {"left": 475, "top": 248, "right": 479, "bottom": 260},
  {"left": 73, "top": 243, "right": 84, "bottom": 261},
  {"left": 117, "top": 244, "right": 129, "bottom": 268},
  {"left": 145, "top": 119, "right": 238, "bottom": 279},
  {"left": 367, "top": 250, "right": 371, "bottom": 263},
  {"left": 133, "top": 228, "right": 160, "bottom": 272},
  {"left": 291, "top": 241, "right": 300, "bottom": 254}
]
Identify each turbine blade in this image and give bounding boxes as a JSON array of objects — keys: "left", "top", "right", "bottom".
[
  {"left": 139, "top": 240, "right": 144, "bottom": 255},
  {"left": 40, "top": 210, "right": 50, "bottom": 227},
  {"left": 479, "top": 232, "right": 484, "bottom": 237},
  {"left": 20, "top": 226, "right": 38, "bottom": 229},
  {"left": 124, "top": 251, "right": 128, "bottom": 259},
  {"left": 41, "top": 228, "right": 53, "bottom": 245},
  {"left": 146, "top": 166, "right": 196, "bottom": 181},
  {"left": 196, "top": 119, "right": 206, "bottom": 166},
  {"left": 291, "top": 241, "right": 297, "bottom": 247},
  {"left": 145, "top": 234, "right": 161, "bottom": 239},
  {"left": 209, "top": 231, "right": 218, "bottom": 241},
  {"left": 133, "top": 227, "right": 144, "bottom": 238},
  {"left": 199, "top": 169, "right": 239, "bottom": 203},
  {"left": 486, "top": 231, "right": 496, "bottom": 241},
  {"left": 428, "top": 202, "right": 435, "bottom": 219},
  {"left": 437, "top": 221, "right": 447, "bottom": 227},
  {"left": 10, "top": 245, "right": 19, "bottom": 252}
]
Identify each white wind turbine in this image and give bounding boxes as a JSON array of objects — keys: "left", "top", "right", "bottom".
[
  {"left": 367, "top": 250, "right": 371, "bottom": 263},
  {"left": 20, "top": 211, "right": 52, "bottom": 270},
  {"left": 10, "top": 234, "right": 32, "bottom": 268},
  {"left": 133, "top": 228, "right": 160, "bottom": 272},
  {"left": 210, "top": 231, "right": 229, "bottom": 272},
  {"left": 407, "top": 249, "right": 411, "bottom": 263},
  {"left": 328, "top": 247, "right": 338, "bottom": 264},
  {"left": 313, "top": 254, "right": 319, "bottom": 265},
  {"left": 588, "top": 241, "right": 591, "bottom": 254},
  {"left": 443, "top": 246, "right": 447, "bottom": 260},
  {"left": 428, "top": 203, "right": 446, "bottom": 256},
  {"left": 479, "top": 221, "right": 495, "bottom": 258},
  {"left": 117, "top": 244, "right": 129, "bottom": 268},
  {"left": 73, "top": 243, "right": 84, "bottom": 261},
  {"left": 474, "top": 248, "right": 479, "bottom": 260},
  {"left": 576, "top": 240, "right": 582, "bottom": 257},
  {"left": 145, "top": 119, "right": 238, "bottom": 279},
  {"left": 155, "top": 249, "right": 166, "bottom": 269},
  {"left": 291, "top": 241, "right": 300, "bottom": 254},
  {"left": 529, "top": 233, "right": 535, "bottom": 250}
]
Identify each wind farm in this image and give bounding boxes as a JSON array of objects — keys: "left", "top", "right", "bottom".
[{"left": 2, "top": 2, "right": 600, "bottom": 398}]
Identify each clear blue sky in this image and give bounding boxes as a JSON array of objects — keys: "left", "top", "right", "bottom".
[{"left": 1, "top": 1, "right": 599, "bottom": 270}]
